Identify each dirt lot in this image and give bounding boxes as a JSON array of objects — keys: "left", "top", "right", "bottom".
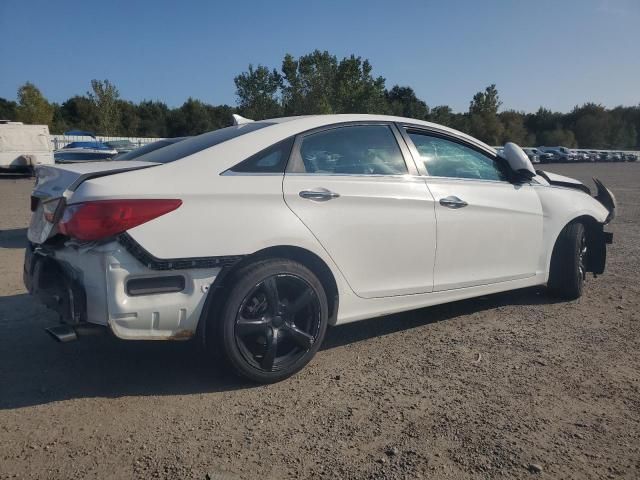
[{"left": 0, "top": 163, "right": 638, "bottom": 480}]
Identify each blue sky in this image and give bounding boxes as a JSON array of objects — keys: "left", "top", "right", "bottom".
[{"left": 1, "top": 0, "right": 638, "bottom": 113}]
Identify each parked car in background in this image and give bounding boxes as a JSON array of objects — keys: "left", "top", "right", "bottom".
[
  {"left": 522, "top": 147, "right": 540, "bottom": 163},
  {"left": 104, "top": 140, "right": 138, "bottom": 154},
  {"left": 624, "top": 152, "right": 638, "bottom": 162},
  {"left": 611, "top": 152, "right": 624, "bottom": 162},
  {"left": 25, "top": 113, "right": 615, "bottom": 383},
  {"left": 533, "top": 148, "right": 555, "bottom": 163},
  {"left": 572, "top": 150, "right": 590, "bottom": 162},
  {"left": 538, "top": 146, "right": 576, "bottom": 163},
  {"left": 584, "top": 150, "right": 599, "bottom": 162},
  {"left": 0, "top": 121, "right": 54, "bottom": 174},
  {"left": 54, "top": 131, "right": 117, "bottom": 163},
  {"left": 112, "top": 137, "right": 188, "bottom": 161},
  {"left": 595, "top": 151, "right": 610, "bottom": 162}
]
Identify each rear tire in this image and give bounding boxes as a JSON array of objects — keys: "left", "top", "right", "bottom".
[
  {"left": 547, "top": 222, "right": 587, "bottom": 300},
  {"left": 216, "top": 259, "right": 328, "bottom": 383}
]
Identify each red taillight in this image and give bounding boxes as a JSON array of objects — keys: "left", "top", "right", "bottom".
[{"left": 58, "top": 199, "right": 182, "bottom": 241}]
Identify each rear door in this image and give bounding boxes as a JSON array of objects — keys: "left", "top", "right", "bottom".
[
  {"left": 282, "top": 123, "right": 437, "bottom": 298},
  {"left": 400, "top": 127, "right": 543, "bottom": 291}
]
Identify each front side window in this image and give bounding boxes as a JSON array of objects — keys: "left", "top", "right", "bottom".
[
  {"left": 406, "top": 130, "right": 507, "bottom": 181},
  {"left": 295, "top": 125, "right": 407, "bottom": 175}
]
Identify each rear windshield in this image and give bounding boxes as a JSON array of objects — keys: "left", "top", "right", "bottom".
[
  {"left": 135, "top": 122, "right": 273, "bottom": 164},
  {"left": 115, "top": 139, "right": 181, "bottom": 161}
]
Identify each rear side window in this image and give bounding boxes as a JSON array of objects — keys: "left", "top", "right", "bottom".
[
  {"left": 227, "top": 137, "right": 294, "bottom": 174},
  {"left": 134, "top": 122, "right": 273, "bottom": 164},
  {"left": 293, "top": 125, "right": 407, "bottom": 175}
]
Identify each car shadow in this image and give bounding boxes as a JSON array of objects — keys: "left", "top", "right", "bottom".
[
  {"left": 0, "top": 286, "right": 558, "bottom": 410},
  {"left": 0, "top": 228, "right": 28, "bottom": 249},
  {"left": 321, "top": 286, "right": 558, "bottom": 350}
]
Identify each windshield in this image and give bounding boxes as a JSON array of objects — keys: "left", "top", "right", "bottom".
[{"left": 134, "top": 122, "right": 274, "bottom": 164}]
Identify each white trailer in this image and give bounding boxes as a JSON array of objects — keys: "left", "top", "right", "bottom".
[{"left": 0, "top": 121, "right": 54, "bottom": 173}]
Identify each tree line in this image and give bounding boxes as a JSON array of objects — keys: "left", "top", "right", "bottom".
[{"left": 1, "top": 50, "right": 638, "bottom": 149}]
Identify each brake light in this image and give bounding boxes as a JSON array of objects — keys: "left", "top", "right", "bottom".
[{"left": 58, "top": 199, "right": 182, "bottom": 241}]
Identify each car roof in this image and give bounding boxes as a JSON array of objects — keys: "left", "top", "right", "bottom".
[
  {"left": 254, "top": 114, "right": 496, "bottom": 153},
  {"left": 152, "top": 114, "right": 498, "bottom": 173}
]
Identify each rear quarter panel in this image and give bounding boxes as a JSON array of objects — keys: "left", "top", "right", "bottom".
[{"left": 72, "top": 160, "right": 353, "bottom": 297}]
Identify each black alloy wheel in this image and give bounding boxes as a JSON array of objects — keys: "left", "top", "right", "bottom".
[
  {"left": 577, "top": 230, "right": 588, "bottom": 282},
  {"left": 217, "top": 259, "right": 329, "bottom": 383},
  {"left": 235, "top": 274, "right": 321, "bottom": 373},
  {"left": 548, "top": 222, "right": 587, "bottom": 300}
]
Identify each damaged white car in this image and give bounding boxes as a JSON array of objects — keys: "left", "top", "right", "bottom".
[{"left": 24, "top": 114, "right": 615, "bottom": 382}]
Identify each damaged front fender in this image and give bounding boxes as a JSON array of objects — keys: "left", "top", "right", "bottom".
[{"left": 593, "top": 177, "right": 616, "bottom": 224}]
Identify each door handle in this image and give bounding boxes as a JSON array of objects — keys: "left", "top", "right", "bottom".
[
  {"left": 439, "top": 196, "right": 468, "bottom": 209},
  {"left": 299, "top": 189, "right": 340, "bottom": 201}
]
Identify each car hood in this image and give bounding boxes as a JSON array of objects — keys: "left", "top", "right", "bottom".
[
  {"left": 536, "top": 170, "right": 616, "bottom": 223},
  {"left": 536, "top": 170, "right": 590, "bottom": 193}
]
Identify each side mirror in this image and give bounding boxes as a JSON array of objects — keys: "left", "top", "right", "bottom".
[{"left": 500, "top": 142, "right": 536, "bottom": 179}]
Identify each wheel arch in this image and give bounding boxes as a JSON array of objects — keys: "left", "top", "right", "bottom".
[
  {"left": 197, "top": 245, "right": 340, "bottom": 346},
  {"left": 548, "top": 214, "right": 606, "bottom": 275}
]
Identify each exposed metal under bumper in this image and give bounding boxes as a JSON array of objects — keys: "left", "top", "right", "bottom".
[{"left": 46, "top": 324, "right": 78, "bottom": 342}]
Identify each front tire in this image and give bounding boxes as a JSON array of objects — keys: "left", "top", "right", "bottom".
[
  {"left": 217, "top": 259, "right": 328, "bottom": 383},
  {"left": 547, "top": 222, "right": 587, "bottom": 300}
]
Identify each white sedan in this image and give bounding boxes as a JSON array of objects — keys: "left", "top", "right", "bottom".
[{"left": 24, "top": 114, "right": 615, "bottom": 383}]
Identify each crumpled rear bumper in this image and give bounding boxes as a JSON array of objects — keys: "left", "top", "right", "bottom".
[
  {"left": 24, "top": 240, "right": 221, "bottom": 340},
  {"left": 24, "top": 242, "right": 87, "bottom": 325}
]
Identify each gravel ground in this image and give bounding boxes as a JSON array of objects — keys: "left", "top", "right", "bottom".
[{"left": 0, "top": 163, "right": 638, "bottom": 480}]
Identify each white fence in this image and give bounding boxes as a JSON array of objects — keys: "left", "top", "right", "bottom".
[{"left": 50, "top": 135, "right": 162, "bottom": 150}]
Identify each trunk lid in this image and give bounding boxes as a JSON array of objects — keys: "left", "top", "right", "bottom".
[
  {"left": 28, "top": 160, "right": 159, "bottom": 244},
  {"left": 33, "top": 160, "right": 158, "bottom": 199}
]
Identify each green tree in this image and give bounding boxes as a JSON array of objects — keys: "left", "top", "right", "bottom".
[
  {"left": 234, "top": 65, "right": 282, "bottom": 120},
  {"left": 468, "top": 84, "right": 503, "bottom": 145},
  {"left": 167, "top": 98, "right": 208, "bottom": 136},
  {"left": 9, "top": 49, "right": 640, "bottom": 148},
  {"left": 58, "top": 95, "right": 99, "bottom": 132},
  {"left": 333, "top": 55, "right": 388, "bottom": 114},
  {"left": 167, "top": 98, "right": 230, "bottom": 136},
  {"left": 136, "top": 100, "right": 170, "bottom": 137},
  {"left": 0, "top": 97, "right": 18, "bottom": 120},
  {"left": 116, "top": 100, "right": 140, "bottom": 136},
  {"left": 537, "top": 127, "right": 576, "bottom": 147},
  {"left": 205, "top": 104, "right": 235, "bottom": 130},
  {"left": 605, "top": 106, "right": 637, "bottom": 149},
  {"left": 50, "top": 104, "right": 68, "bottom": 134},
  {"left": 87, "top": 79, "right": 120, "bottom": 135},
  {"left": 386, "top": 86, "right": 429, "bottom": 119},
  {"left": 525, "top": 107, "right": 564, "bottom": 142},
  {"left": 469, "top": 84, "right": 502, "bottom": 116},
  {"left": 429, "top": 105, "right": 454, "bottom": 126},
  {"left": 16, "top": 82, "right": 54, "bottom": 125},
  {"left": 281, "top": 50, "right": 337, "bottom": 115},
  {"left": 499, "top": 110, "right": 533, "bottom": 145},
  {"left": 567, "top": 103, "right": 608, "bottom": 148}
]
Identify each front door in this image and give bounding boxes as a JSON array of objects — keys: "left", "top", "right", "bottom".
[
  {"left": 283, "top": 123, "right": 437, "bottom": 298},
  {"left": 401, "top": 128, "right": 543, "bottom": 291}
]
